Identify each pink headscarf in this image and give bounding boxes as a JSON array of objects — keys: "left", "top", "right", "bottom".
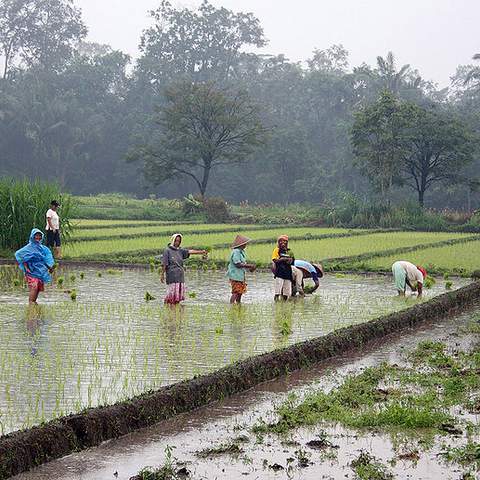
[{"left": 416, "top": 266, "right": 426, "bottom": 279}]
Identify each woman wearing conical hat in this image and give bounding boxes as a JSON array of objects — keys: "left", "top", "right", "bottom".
[{"left": 227, "top": 234, "right": 256, "bottom": 304}]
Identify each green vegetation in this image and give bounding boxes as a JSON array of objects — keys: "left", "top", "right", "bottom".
[
  {"left": 350, "top": 451, "right": 393, "bottom": 480},
  {"left": 351, "top": 239, "right": 480, "bottom": 276},
  {"left": 75, "top": 194, "right": 181, "bottom": 221},
  {"left": 253, "top": 338, "right": 480, "bottom": 436},
  {"left": 0, "top": 177, "right": 75, "bottom": 252}
]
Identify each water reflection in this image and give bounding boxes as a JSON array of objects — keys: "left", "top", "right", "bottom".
[{"left": 23, "top": 304, "right": 48, "bottom": 358}]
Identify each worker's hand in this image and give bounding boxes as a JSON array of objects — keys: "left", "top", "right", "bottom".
[
  {"left": 48, "top": 267, "right": 54, "bottom": 273},
  {"left": 25, "top": 266, "right": 31, "bottom": 273},
  {"left": 286, "top": 257, "right": 293, "bottom": 264},
  {"left": 249, "top": 265, "right": 257, "bottom": 272},
  {"left": 160, "top": 274, "right": 164, "bottom": 283}
]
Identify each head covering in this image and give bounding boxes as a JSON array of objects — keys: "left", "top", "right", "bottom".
[
  {"left": 313, "top": 264, "right": 324, "bottom": 278},
  {"left": 296, "top": 263, "right": 324, "bottom": 278},
  {"left": 416, "top": 266, "right": 426, "bottom": 279},
  {"left": 169, "top": 233, "right": 182, "bottom": 248},
  {"left": 277, "top": 235, "right": 289, "bottom": 244},
  {"left": 14, "top": 228, "right": 55, "bottom": 283},
  {"left": 51, "top": 200, "right": 59, "bottom": 207},
  {"left": 232, "top": 234, "right": 251, "bottom": 249}
]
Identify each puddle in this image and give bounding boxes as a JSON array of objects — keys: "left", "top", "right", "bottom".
[
  {"left": 12, "top": 301, "right": 480, "bottom": 480},
  {"left": 0, "top": 264, "right": 470, "bottom": 435}
]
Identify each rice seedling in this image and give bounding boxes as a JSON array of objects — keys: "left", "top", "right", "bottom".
[
  {"left": 70, "top": 290, "right": 77, "bottom": 301},
  {"left": 80, "top": 272, "right": 85, "bottom": 279},
  {"left": 446, "top": 281, "right": 453, "bottom": 290},
  {"left": 63, "top": 227, "right": 357, "bottom": 258},
  {"left": 97, "top": 271, "right": 102, "bottom": 277},
  {"left": 423, "top": 275, "right": 436, "bottom": 289},
  {"left": 212, "top": 231, "right": 472, "bottom": 265},
  {"left": 70, "top": 274, "right": 76, "bottom": 282},
  {"left": 145, "top": 291, "right": 156, "bottom": 301},
  {"left": 13, "top": 278, "right": 20, "bottom": 287},
  {"left": 106, "top": 269, "right": 123, "bottom": 275},
  {"left": 57, "top": 277, "right": 64, "bottom": 286},
  {"left": 444, "top": 272, "right": 450, "bottom": 280}
]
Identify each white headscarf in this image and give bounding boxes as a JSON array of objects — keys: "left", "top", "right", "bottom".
[{"left": 169, "top": 233, "right": 182, "bottom": 248}]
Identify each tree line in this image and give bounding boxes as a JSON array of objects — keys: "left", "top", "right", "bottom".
[{"left": 0, "top": 0, "right": 479, "bottom": 209}]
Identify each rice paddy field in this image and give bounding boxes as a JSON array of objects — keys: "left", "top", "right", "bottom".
[{"left": 1, "top": 221, "right": 479, "bottom": 443}]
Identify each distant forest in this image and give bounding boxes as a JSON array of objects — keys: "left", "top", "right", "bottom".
[{"left": 1, "top": 0, "right": 479, "bottom": 209}]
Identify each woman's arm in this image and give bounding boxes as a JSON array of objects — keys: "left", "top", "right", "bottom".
[
  {"left": 23, "top": 262, "right": 31, "bottom": 273},
  {"left": 235, "top": 262, "right": 257, "bottom": 271},
  {"left": 160, "top": 265, "right": 167, "bottom": 283},
  {"left": 188, "top": 250, "right": 206, "bottom": 255}
]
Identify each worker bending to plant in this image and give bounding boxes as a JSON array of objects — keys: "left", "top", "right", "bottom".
[{"left": 391, "top": 261, "right": 426, "bottom": 297}]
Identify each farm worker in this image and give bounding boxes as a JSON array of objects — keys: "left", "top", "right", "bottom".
[
  {"left": 272, "top": 235, "right": 295, "bottom": 301},
  {"left": 45, "top": 200, "right": 62, "bottom": 258},
  {"left": 227, "top": 234, "right": 257, "bottom": 304},
  {"left": 14, "top": 228, "right": 55, "bottom": 304},
  {"left": 292, "top": 260, "right": 323, "bottom": 296},
  {"left": 392, "top": 261, "right": 426, "bottom": 297},
  {"left": 161, "top": 233, "right": 206, "bottom": 304}
]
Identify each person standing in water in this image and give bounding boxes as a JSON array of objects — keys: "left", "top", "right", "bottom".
[
  {"left": 227, "top": 235, "right": 256, "bottom": 304},
  {"left": 161, "top": 233, "right": 206, "bottom": 304},
  {"left": 391, "top": 261, "right": 426, "bottom": 297},
  {"left": 15, "top": 228, "right": 55, "bottom": 304},
  {"left": 272, "top": 235, "right": 294, "bottom": 301}
]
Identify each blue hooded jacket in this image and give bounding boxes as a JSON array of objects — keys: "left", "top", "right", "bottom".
[{"left": 14, "top": 228, "right": 55, "bottom": 283}]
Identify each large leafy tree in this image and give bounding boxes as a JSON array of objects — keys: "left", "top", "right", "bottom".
[
  {"left": 402, "top": 108, "right": 477, "bottom": 205},
  {"left": 0, "top": 0, "right": 86, "bottom": 77},
  {"left": 351, "top": 90, "right": 416, "bottom": 203},
  {"left": 128, "top": 81, "right": 270, "bottom": 196},
  {"left": 137, "top": 0, "right": 266, "bottom": 85}
]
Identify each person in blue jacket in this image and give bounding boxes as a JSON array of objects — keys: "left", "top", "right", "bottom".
[
  {"left": 292, "top": 260, "right": 323, "bottom": 296},
  {"left": 15, "top": 228, "right": 55, "bottom": 303}
]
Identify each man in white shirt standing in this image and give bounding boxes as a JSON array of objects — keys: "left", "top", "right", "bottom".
[{"left": 46, "top": 200, "right": 61, "bottom": 258}]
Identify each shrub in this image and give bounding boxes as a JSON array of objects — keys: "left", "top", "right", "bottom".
[
  {"left": 181, "top": 194, "right": 203, "bottom": 217},
  {"left": 202, "top": 197, "right": 230, "bottom": 223}
]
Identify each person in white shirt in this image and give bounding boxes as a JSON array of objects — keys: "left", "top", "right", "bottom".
[
  {"left": 392, "top": 261, "right": 426, "bottom": 297},
  {"left": 45, "top": 200, "right": 61, "bottom": 258}
]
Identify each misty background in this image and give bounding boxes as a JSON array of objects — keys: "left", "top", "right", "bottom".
[{"left": 0, "top": 0, "right": 479, "bottom": 209}]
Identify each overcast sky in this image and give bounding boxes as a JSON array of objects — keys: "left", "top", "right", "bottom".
[{"left": 75, "top": 0, "right": 480, "bottom": 88}]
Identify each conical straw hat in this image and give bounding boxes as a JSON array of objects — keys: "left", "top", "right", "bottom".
[{"left": 232, "top": 234, "right": 251, "bottom": 248}]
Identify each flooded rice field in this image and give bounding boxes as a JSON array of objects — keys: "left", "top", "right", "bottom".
[
  {"left": 12, "top": 300, "right": 480, "bottom": 480},
  {"left": 0, "top": 264, "right": 470, "bottom": 435}
]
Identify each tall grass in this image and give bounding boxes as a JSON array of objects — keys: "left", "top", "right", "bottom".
[{"left": 0, "top": 177, "right": 76, "bottom": 251}]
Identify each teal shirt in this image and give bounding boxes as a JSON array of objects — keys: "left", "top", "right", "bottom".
[{"left": 227, "top": 248, "right": 247, "bottom": 281}]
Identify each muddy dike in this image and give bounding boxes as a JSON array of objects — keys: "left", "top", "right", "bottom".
[{"left": 1, "top": 282, "right": 479, "bottom": 479}]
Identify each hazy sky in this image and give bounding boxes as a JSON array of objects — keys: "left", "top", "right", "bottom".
[{"left": 75, "top": 0, "right": 480, "bottom": 88}]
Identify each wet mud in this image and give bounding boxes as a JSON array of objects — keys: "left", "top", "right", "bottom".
[{"left": 1, "top": 280, "right": 479, "bottom": 479}]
